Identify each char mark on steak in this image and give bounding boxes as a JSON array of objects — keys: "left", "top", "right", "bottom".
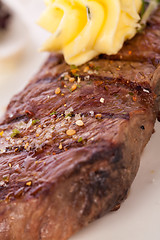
[{"left": 0, "top": 6, "right": 160, "bottom": 240}]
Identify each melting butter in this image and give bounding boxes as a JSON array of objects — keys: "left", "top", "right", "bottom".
[{"left": 38, "top": 0, "right": 142, "bottom": 65}]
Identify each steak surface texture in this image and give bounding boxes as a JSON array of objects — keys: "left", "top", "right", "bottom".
[{"left": 0, "top": 7, "right": 160, "bottom": 240}]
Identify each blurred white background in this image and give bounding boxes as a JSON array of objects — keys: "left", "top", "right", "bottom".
[{"left": 0, "top": 0, "right": 48, "bottom": 115}]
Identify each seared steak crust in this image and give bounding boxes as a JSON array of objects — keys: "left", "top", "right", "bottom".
[{"left": 0, "top": 7, "right": 160, "bottom": 240}]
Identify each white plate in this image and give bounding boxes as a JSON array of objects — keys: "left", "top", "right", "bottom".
[{"left": 1, "top": 1, "right": 160, "bottom": 240}]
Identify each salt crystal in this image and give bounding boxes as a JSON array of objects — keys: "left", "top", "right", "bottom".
[
  {"left": 100, "top": 98, "right": 105, "bottom": 103},
  {"left": 76, "top": 120, "right": 84, "bottom": 127},
  {"left": 89, "top": 111, "right": 94, "bottom": 117}
]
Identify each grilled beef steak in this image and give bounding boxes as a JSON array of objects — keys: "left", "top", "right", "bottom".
[{"left": 0, "top": 6, "right": 160, "bottom": 240}]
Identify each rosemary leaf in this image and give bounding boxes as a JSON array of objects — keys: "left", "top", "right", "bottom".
[{"left": 138, "top": 0, "right": 160, "bottom": 31}]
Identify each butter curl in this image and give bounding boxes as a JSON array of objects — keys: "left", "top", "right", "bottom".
[{"left": 38, "top": 0, "right": 142, "bottom": 65}]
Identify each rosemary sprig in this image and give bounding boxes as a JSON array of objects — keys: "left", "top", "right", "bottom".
[{"left": 138, "top": 0, "right": 160, "bottom": 31}]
